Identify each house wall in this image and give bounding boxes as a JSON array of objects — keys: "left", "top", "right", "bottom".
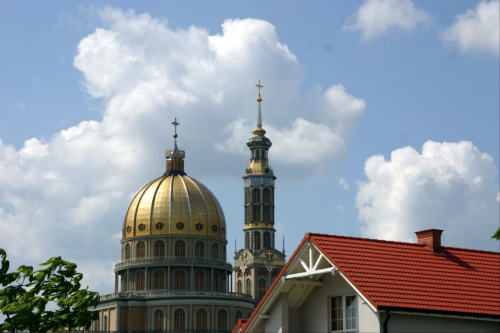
[
  {"left": 299, "top": 273, "right": 379, "bottom": 333},
  {"left": 265, "top": 293, "right": 288, "bottom": 333},
  {"left": 387, "top": 312, "right": 500, "bottom": 333}
]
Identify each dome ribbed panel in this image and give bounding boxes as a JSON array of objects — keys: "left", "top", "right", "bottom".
[
  {"left": 170, "top": 175, "right": 190, "bottom": 235},
  {"left": 151, "top": 177, "right": 171, "bottom": 235},
  {"left": 184, "top": 176, "right": 209, "bottom": 236},
  {"left": 123, "top": 179, "right": 155, "bottom": 238},
  {"left": 135, "top": 178, "right": 163, "bottom": 236},
  {"left": 197, "top": 183, "right": 223, "bottom": 236}
]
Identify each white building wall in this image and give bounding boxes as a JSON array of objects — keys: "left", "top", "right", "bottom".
[
  {"left": 299, "top": 273, "right": 380, "bottom": 332},
  {"left": 388, "top": 312, "right": 500, "bottom": 333}
]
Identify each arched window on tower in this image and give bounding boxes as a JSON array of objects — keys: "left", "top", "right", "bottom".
[
  {"left": 252, "top": 206, "right": 260, "bottom": 221},
  {"left": 136, "top": 242, "right": 145, "bottom": 258},
  {"left": 252, "top": 188, "right": 260, "bottom": 203},
  {"left": 217, "top": 309, "right": 228, "bottom": 330},
  {"left": 255, "top": 150, "right": 260, "bottom": 159},
  {"left": 174, "top": 309, "right": 186, "bottom": 330},
  {"left": 237, "top": 280, "right": 242, "bottom": 293},
  {"left": 154, "top": 270, "right": 164, "bottom": 290},
  {"left": 154, "top": 241, "right": 164, "bottom": 258},
  {"left": 195, "top": 270, "right": 205, "bottom": 290},
  {"left": 175, "top": 240, "right": 186, "bottom": 258},
  {"left": 246, "top": 279, "right": 252, "bottom": 296},
  {"left": 263, "top": 206, "right": 270, "bottom": 222},
  {"left": 235, "top": 310, "right": 243, "bottom": 324},
  {"left": 258, "top": 278, "right": 266, "bottom": 299},
  {"left": 264, "top": 232, "right": 271, "bottom": 249},
  {"left": 245, "top": 232, "right": 250, "bottom": 249},
  {"left": 212, "top": 243, "right": 219, "bottom": 260},
  {"left": 174, "top": 270, "right": 186, "bottom": 290},
  {"left": 196, "top": 308, "right": 208, "bottom": 330},
  {"left": 195, "top": 241, "right": 204, "bottom": 259},
  {"left": 254, "top": 232, "right": 261, "bottom": 250},
  {"left": 263, "top": 188, "right": 271, "bottom": 203},
  {"left": 245, "top": 188, "right": 250, "bottom": 204},
  {"left": 154, "top": 309, "right": 164, "bottom": 330},
  {"left": 136, "top": 271, "right": 145, "bottom": 291},
  {"left": 125, "top": 243, "right": 131, "bottom": 260}
]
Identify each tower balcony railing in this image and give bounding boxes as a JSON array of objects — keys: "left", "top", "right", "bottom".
[
  {"left": 99, "top": 290, "right": 254, "bottom": 302},
  {"left": 115, "top": 257, "right": 232, "bottom": 270}
]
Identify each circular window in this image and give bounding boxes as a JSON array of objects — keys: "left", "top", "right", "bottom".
[
  {"left": 126, "top": 226, "right": 131, "bottom": 233},
  {"left": 138, "top": 224, "right": 146, "bottom": 231},
  {"left": 176, "top": 222, "right": 185, "bottom": 230},
  {"left": 222, "top": 227, "right": 226, "bottom": 234},
  {"left": 211, "top": 225, "right": 218, "bottom": 233},
  {"left": 195, "top": 223, "right": 203, "bottom": 231},
  {"left": 156, "top": 222, "right": 164, "bottom": 230}
]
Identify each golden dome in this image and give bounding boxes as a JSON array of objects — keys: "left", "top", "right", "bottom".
[{"left": 122, "top": 173, "right": 226, "bottom": 240}]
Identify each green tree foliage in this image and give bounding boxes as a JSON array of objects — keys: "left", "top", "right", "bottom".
[
  {"left": 0, "top": 249, "right": 99, "bottom": 332},
  {"left": 493, "top": 227, "right": 500, "bottom": 240}
]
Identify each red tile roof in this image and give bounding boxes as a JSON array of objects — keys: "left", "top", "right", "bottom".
[
  {"left": 237, "top": 232, "right": 500, "bottom": 332},
  {"left": 309, "top": 233, "right": 500, "bottom": 317}
]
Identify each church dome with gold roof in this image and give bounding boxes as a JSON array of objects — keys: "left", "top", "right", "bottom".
[{"left": 122, "top": 173, "right": 226, "bottom": 239}]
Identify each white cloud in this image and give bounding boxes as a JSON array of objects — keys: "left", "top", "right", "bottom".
[
  {"left": 356, "top": 141, "right": 499, "bottom": 250},
  {"left": 345, "top": 0, "right": 431, "bottom": 40},
  {"left": 0, "top": 8, "right": 365, "bottom": 294},
  {"left": 338, "top": 177, "right": 350, "bottom": 190},
  {"left": 441, "top": 0, "right": 499, "bottom": 56}
]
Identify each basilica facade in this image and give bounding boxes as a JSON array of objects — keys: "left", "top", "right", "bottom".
[{"left": 92, "top": 83, "right": 282, "bottom": 331}]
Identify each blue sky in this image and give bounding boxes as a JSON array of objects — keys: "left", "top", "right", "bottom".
[{"left": 0, "top": 0, "right": 498, "bottom": 295}]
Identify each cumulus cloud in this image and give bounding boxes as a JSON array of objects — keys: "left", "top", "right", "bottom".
[
  {"left": 356, "top": 141, "right": 499, "bottom": 250},
  {"left": 338, "top": 177, "right": 350, "bottom": 190},
  {"left": 441, "top": 0, "right": 499, "bottom": 56},
  {"left": 345, "top": 0, "right": 431, "bottom": 40},
  {"left": 0, "top": 8, "right": 365, "bottom": 293}
]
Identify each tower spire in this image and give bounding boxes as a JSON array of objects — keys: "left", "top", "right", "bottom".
[{"left": 253, "top": 81, "right": 266, "bottom": 137}]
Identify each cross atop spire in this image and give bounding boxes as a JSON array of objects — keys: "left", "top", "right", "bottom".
[
  {"left": 172, "top": 118, "right": 180, "bottom": 142},
  {"left": 256, "top": 80, "right": 263, "bottom": 100}
]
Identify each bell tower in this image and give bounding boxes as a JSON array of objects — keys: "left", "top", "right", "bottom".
[{"left": 233, "top": 81, "right": 286, "bottom": 301}]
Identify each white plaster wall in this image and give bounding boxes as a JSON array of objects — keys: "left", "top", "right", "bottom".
[
  {"left": 299, "top": 273, "right": 380, "bottom": 332},
  {"left": 265, "top": 293, "right": 288, "bottom": 333},
  {"left": 388, "top": 313, "right": 500, "bottom": 333}
]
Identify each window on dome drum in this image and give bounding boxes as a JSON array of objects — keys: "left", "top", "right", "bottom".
[
  {"left": 154, "top": 270, "right": 164, "bottom": 289},
  {"left": 175, "top": 240, "right": 186, "bottom": 258},
  {"left": 195, "top": 271, "right": 205, "bottom": 290},
  {"left": 137, "top": 242, "right": 145, "bottom": 258},
  {"left": 195, "top": 241, "right": 204, "bottom": 259},
  {"left": 211, "top": 225, "right": 218, "bottom": 233},
  {"left": 254, "top": 232, "right": 261, "bottom": 250},
  {"left": 212, "top": 243, "right": 219, "bottom": 260},
  {"left": 138, "top": 223, "right": 146, "bottom": 231},
  {"left": 223, "top": 245, "right": 226, "bottom": 257},
  {"left": 258, "top": 278, "right": 266, "bottom": 299},
  {"left": 126, "top": 226, "right": 131, "bottom": 233},
  {"left": 213, "top": 272, "right": 219, "bottom": 292},
  {"left": 222, "top": 227, "right": 225, "bottom": 234},
  {"left": 217, "top": 309, "right": 228, "bottom": 330},
  {"left": 252, "top": 206, "right": 260, "bottom": 221},
  {"left": 330, "top": 295, "right": 357, "bottom": 332},
  {"left": 264, "top": 232, "right": 271, "bottom": 249},
  {"left": 154, "top": 309, "right": 164, "bottom": 330},
  {"left": 235, "top": 310, "right": 242, "bottom": 324},
  {"left": 195, "top": 223, "right": 203, "bottom": 231},
  {"left": 103, "top": 315, "right": 107, "bottom": 331},
  {"left": 125, "top": 244, "right": 131, "bottom": 259},
  {"left": 196, "top": 309, "right": 208, "bottom": 329},
  {"left": 136, "top": 271, "right": 145, "bottom": 291},
  {"left": 263, "top": 188, "right": 271, "bottom": 203},
  {"left": 252, "top": 188, "right": 260, "bottom": 203},
  {"left": 174, "top": 309, "right": 186, "bottom": 329},
  {"left": 174, "top": 270, "right": 186, "bottom": 290},
  {"left": 246, "top": 279, "right": 252, "bottom": 296},
  {"left": 155, "top": 222, "right": 164, "bottom": 230},
  {"left": 154, "top": 241, "right": 164, "bottom": 258},
  {"left": 176, "top": 221, "right": 184, "bottom": 230},
  {"left": 237, "top": 280, "right": 242, "bottom": 293},
  {"left": 120, "top": 273, "right": 127, "bottom": 292},
  {"left": 245, "top": 232, "right": 250, "bottom": 249}
]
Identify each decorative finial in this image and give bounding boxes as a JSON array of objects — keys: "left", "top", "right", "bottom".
[
  {"left": 256, "top": 80, "right": 263, "bottom": 103},
  {"left": 172, "top": 118, "right": 180, "bottom": 142}
]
